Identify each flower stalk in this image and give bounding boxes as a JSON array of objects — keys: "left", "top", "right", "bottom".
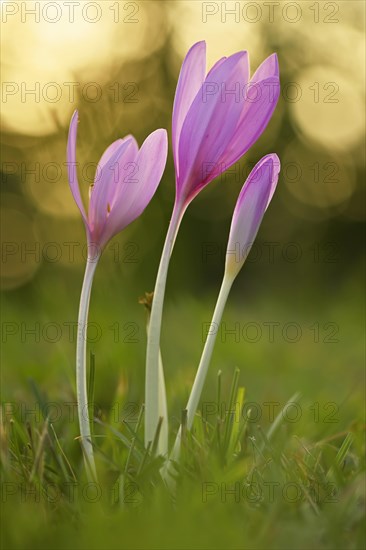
[
  {"left": 76, "top": 254, "right": 99, "bottom": 481},
  {"left": 140, "top": 292, "right": 169, "bottom": 455},
  {"left": 170, "top": 272, "right": 234, "bottom": 463},
  {"left": 145, "top": 203, "right": 184, "bottom": 449}
]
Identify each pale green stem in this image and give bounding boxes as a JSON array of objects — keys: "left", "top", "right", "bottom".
[
  {"left": 76, "top": 255, "right": 99, "bottom": 481},
  {"left": 158, "top": 352, "right": 168, "bottom": 455},
  {"left": 145, "top": 203, "right": 184, "bottom": 449},
  {"left": 145, "top": 313, "right": 169, "bottom": 456},
  {"left": 170, "top": 272, "right": 235, "bottom": 463}
]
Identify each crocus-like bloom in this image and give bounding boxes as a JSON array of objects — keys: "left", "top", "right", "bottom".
[
  {"left": 67, "top": 110, "right": 167, "bottom": 481},
  {"left": 225, "top": 153, "right": 280, "bottom": 278},
  {"left": 145, "top": 42, "right": 280, "bottom": 451},
  {"left": 67, "top": 110, "right": 168, "bottom": 251},
  {"left": 168, "top": 153, "right": 281, "bottom": 470},
  {"left": 172, "top": 41, "right": 280, "bottom": 208}
]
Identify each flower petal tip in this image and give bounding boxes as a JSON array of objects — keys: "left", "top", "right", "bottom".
[
  {"left": 150, "top": 128, "right": 168, "bottom": 148},
  {"left": 271, "top": 53, "right": 279, "bottom": 76},
  {"left": 268, "top": 153, "right": 281, "bottom": 173},
  {"left": 188, "top": 40, "right": 206, "bottom": 57},
  {"left": 266, "top": 53, "right": 279, "bottom": 77},
  {"left": 258, "top": 153, "right": 281, "bottom": 182}
]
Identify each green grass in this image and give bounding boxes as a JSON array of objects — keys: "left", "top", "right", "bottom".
[
  {"left": 1, "top": 263, "right": 364, "bottom": 550},
  {"left": 1, "top": 367, "right": 365, "bottom": 550}
]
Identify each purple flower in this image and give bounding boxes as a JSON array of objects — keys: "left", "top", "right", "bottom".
[
  {"left": 172, "top": 41, "right": 280, "bottom": 207},
  {"left": 145, "top": 44, "right": 280, "bottom": 449},
  {"left": 226, "top": 153, "right": 281, "bottom": 278},
  {"left": 67, "top": 110, "right": 168, "bottom": 251},
  {"left": 167, "top": 155, "right": 280, "bottom": 463}
]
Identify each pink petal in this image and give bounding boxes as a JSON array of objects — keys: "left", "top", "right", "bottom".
[
  {"left": 177, "top": 51, "right": 249, "bottom": 203},
  {"left": 93, "top": 134, "right": 139, "bottom": 192},
  {"left": 109, "top": 135, "right": 139, "bottom": 207},
  {"left": 172, "top": 41, "right": 206, "bottom": 179},
  {"left": 250, "top": 53, "right": 278, "bottom": 84},
  {"left": 89, "top": 138, "right": 137, "bottom": 238},
  {"left": 98, "top": 129, "right": 168, "bottom": 247},
  {"left": 205, "top": 56, "right": 227, "bottom": 78},
  {"left": 97, "top": 138, "right": 125, "bottom": 173},
  {"left": 226, "top": 154, "right": 280, "bottom": 276},
  {"left": 222, "top": 54, "right": 280, "bottom": 168},
  {"left": 265, "top": 153, "right": 281, "bottom": 209},
  {"left": 66, "top": 110, "right": 88, "bottom": 225}
]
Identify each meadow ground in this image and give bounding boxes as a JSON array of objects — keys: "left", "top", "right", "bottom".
[{"left": 1, "top": 262, "right": 364, "bottom": 550}]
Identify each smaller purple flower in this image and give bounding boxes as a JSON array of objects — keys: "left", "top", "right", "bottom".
[
  {"left": 225, "top": 153, "right": 281, "bottom": 278},
  {"left": 67, "top": 110, "right": 168, "bottom": 251},
  {"left": 167, "top": 154, "right": 281, "bottom": 464},
  {"left": 67, "top": 110, "right": 168, "bottom": 478}
]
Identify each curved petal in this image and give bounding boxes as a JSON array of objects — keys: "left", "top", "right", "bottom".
[
  {"left": 97, "top": 138, "right": 125, "bottom": 173},
  {"left": 88, "top": 138, "right": 136, "bottom": 238},
  {"left": 109, "top": 135, "right": 139, "bottom": 206},
  {"left": 66, "top": 110, "right": 88, "bottom": 225},
  {"left": 205, "top": 56, "right": 228, "bottom": 79},
  {"left": 98, "top": 129, "right": 168, "bottom": 247},
  {"left": 177, "top": 51, "right": 249, "bottom": 203},
  {"left": 225, "top": 154, "right": 280, "bottom": 277},
  {"left": 172, "top": 41, "right": 206, "bottom": 178},
  {"left": 265, "top": 153, "right": 281, "bottom": 209},
  {"left": 222, "top": 54, "right": 280, "bottom": 168},
  {"left": 93, "top": 134, "right": 139, "bottom": 189},
  {"left": 251, "top": 52, "right": 279, "bottom": 84}
]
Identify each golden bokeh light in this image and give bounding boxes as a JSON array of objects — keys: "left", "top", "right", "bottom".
[
  {"left": 290, "top": 65, "right": 364, "bottom": 152},
  {"left": 1, "top": 1, "right": 168, "bottom": 137},
  {"left": 1, "top": 0, "right": 364, "bottom": 292},
  {"left": 2, "top": 64, "right": 75, "bottom": 136},
  {"left": 168, "top": 1, "right": 265, "bottom": 71},
  {"left": 278, "top": 16, "right": 364, "bottom": 85}
]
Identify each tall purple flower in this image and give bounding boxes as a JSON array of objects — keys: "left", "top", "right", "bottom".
[
  {"left": 67, "top": 110, "right": 168, "bottom": 479},
  {"left": 172, "top": 40, "right": 279, "bottom": 208},
  {"left": 145, "top": 41, "right": 280, "bottom": 450}
]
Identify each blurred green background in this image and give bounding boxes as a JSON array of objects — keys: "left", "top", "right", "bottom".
[{"left": 1, "top": 0, "right": 365, "bottom": 438}]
